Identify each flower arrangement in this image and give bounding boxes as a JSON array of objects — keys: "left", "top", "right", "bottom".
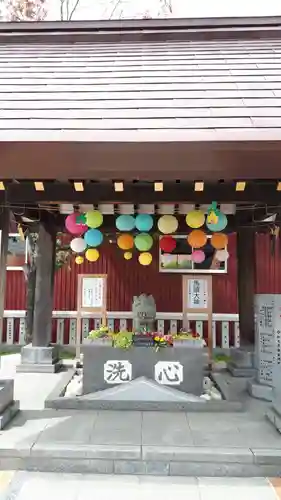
[
  {"left": 173, "top": 329, "right": 201, "bottom": 340},
  {"left": 152, "top": 332, "right": 173, "bottom": 351}
]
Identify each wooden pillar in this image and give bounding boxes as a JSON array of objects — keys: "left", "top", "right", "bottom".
[
  {"left": 32, "top": 222, "right": 56, "bottom": 347},
  {"left": 237, "top": 227, "right": 256, "bottom": 345},
  {"left": 0, "top": 209, "right": 10, "bottom": 342}
]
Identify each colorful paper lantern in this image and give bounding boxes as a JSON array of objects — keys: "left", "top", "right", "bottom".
[
  {"left": 216, "top": 249, "right": 229, "bottom": 262},
  {"left": 159, "top": 235, "right": 177, "bottom": 253},
  {"left": 124, "top": 251, "right": 133, "bottom": 260},
  {"left": 187, "top": 230, "right": 207, "bottom": 249},
  {"left": 117, "top": 234, "right": 134, "bottom": 251},
  {"left": 207, "top": 202, "right": 220, "bottom": 225},
  {"left": 116, "top": 215, "right": 135, "bottom": 232},
  {"left": 86, "top": 210, "right": 103, "bottom": 229},
  {"left": 75, "top": 256, "right": 84, "bottom": 265},
  {"left": 186, "top": 210, "right": 205, "bottom": 229},
  {"left": 85, "top": 248, "right": 100, "bottom": 262},
  {"left": 134, "top": 233, "right": 153, "bottom": 251},
  {"left": 70, "top": 237, "right": 87, "bottom": 253},
  {"left": 65, "top": 213, "right": 87, "bottom": 236},
  {"left": 84, "top": 229, "right": 103, "bottom": 247},
  {"left": 192, "top": 250, "right": 205, "bottom": 264},
  {"left": 206, "top": 212, "right": 228, "bottom": 232},
  {"left": 138, "top": 252, "right": 153, "bottom": 266},
  {"left": 211, "top": 233, "right": 228, "bottom": 250},
  {"left": 135, "top": 214, "right": 154, "bottom": 232},
  {"left": 157, "top": 215, "right": 178, "bottom": 234}
]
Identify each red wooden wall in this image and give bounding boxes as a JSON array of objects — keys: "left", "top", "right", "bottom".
[
  {"left": 5, "top": 232, "right": 281, "bottom": 314},
  {"left": 4, "top": 234, "right": 238, "bottom": 313}
]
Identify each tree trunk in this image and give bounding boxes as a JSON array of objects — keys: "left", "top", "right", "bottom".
[{"left": 25, "top": 267, "right": 36, "bottom": 344}]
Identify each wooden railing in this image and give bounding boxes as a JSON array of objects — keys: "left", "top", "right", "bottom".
[{"left": 2, "top": 310, "right": 240, "bottom": 349}]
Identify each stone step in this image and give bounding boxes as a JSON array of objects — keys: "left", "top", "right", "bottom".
[{"left": 0, "top": 443, "right": 280, "bottom": 477}]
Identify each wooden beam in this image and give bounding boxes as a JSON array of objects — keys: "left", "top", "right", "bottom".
[
  {"left": 2, "top": 181, "right": 281, "bottom": 205},
  {"left": 32, "top": 221, "right": 56, "bottom": 347},
  {"left": 237, "top": 227, "right": 256, "bottom": 345},
  {"left": 0, "top": 208, "right": 10, "bottom": 342}
]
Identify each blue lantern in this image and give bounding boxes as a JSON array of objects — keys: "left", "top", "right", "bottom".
[
  {"left": 84, "top": 229, "right": 103, "bottom": 247},
  {"left": 135, "top": 214, "right": 153, "bottom": 232},
  {"left": 116, "top": 215, "right": 135, "bottom": 232},
  {"left": 206, "top": 212, "right": 228, "bottom": 232}
]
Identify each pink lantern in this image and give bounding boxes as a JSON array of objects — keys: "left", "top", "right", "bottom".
[
  {"left": 65, "top": 213, "right": 87, "bottom": 236},
  {"left": 192, "top": 250, "right": 205, "bottom": 264}
]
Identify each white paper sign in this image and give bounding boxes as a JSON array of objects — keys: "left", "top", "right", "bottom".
[
  {"left": 82, "top": 277, "right": 104, "bottom": 308},
  {"left": 104, "top": 360, "right": 132, "bottom": 384},
  {"left": 154, "top": 361, "right": 183, "bottom": 385},
  {"left": 255, "top": 295, "right": 280, "bottom": 386},
  {"left": 187, "top": 279, "right": 208, "bottom": 309}
]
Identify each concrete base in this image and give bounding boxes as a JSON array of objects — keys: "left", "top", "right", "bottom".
[
  {"left": 227, "top": 347, "right": 254, "bottom": 377},
  {"left": 267, "top": 404, "right": 281, "bottom": 433},
  {"left": 17, "top": 344, "right": 62, "bottom": 373},
  {"left": 247, "top": 380, "right": 273, "bottom": 401}
]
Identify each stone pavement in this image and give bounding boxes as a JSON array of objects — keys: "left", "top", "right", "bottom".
[
  {"left": 0, "top": 472, "right": 281, "bottom": 500},
  {"left": 0, "top": 407, "right": 280, "bottom": 476},
  {"left": 0, "top": 354, "right": 69, "bottom": 410}
]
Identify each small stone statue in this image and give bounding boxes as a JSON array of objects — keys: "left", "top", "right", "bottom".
[{"left": 132, "top": 294, "right": 156, "bottom": 333}]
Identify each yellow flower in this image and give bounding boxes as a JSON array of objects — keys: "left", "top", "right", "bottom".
[
  {"left": 160, "top": 338, "right": 165, "bottom": 343},
  {"left": 155, "top": 336, "right": 159, "bottom": 341}
]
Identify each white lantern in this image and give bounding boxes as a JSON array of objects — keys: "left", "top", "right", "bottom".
[{"left": 70, "top": 237, "right": 86, "bottom": 253}]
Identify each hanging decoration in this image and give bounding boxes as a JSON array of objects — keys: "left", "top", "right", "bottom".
[
  {"left": 135, "top": 214, "right": 154, "bottom": 232},
  {"left": 157, "top": 215, "right": 178, "bottom": 234},
  {"left": 117, "top": 234, "right": 134, "bottom": 251},
  {"left": 124, "top": 251, "right": 133, "bottom": 260},
  {"left": 206, "top": 202, "right": 220, "bottom": 225},
  {"left": 70, "top": 237, "right": 87, "bottom": 253},
  {"left": 206, "top": 212, "right": 228, "bottom": 232},
  {"left": 116, "top": 215, "right": 135, "bottom": 232},
  {"left": 65, "top": 213, "right": 87, "bottom": 236},
  {"left": 134, "top": 233, "right": 153, "bottom": 252},
  {"left": 187, "top": 230, "right": 207, "bottom": 249},
  {"left": 75, "top": 256, "right": 84, "bottom": 265},
  {"left": 159, "top": 235, "right": 176, "bottom": 253},
  {"left": 84, "top": 229, "right": 103, "bottom": 247},
  {"left": 186, "top": 210, "right": 205, "bottom": 229},
  {"left": 216, "top": 249, "right": 229, "bottom": 262},
  {"left": 191, "top": 249, "right": 205, "bottom": 264},
  {"left": 76, "top": 214, "right": 87, "bottom": 224},
  {"left": 85, "top": 248, "right": 100, "bottom": 262},
  {"left": 138, "top": 252, "right": 153, "bottom": 266},
  {"left": 85, "top": 210, "right": 103, "bottom": 229},
  {"left": 211, "top": 233, "right": 228, "bottom": 250}
]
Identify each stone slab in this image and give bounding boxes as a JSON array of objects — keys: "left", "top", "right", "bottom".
[
  {"left": 82, "top": 345, "right": 207, "bottom": 396},
  {"left": 248, "top": 380, "right": 273, "bottom": 401},
  {"left": 17, "top": 362, "right": 62, "bottom": 373},
  {"left": 228, "top": 363, "right": 256, "bottom": 378},
  {"left": 142, "top": 446, "right": 254, "bottom": 463},
  {"left": 0, "top": 380, "right": 14, "bottom": 414},
  {"left": 0, "top": 400, "right": 19, "bottom": 430},
  {"left": 266, "top": 407, "right": 281, "bottom": 433}
]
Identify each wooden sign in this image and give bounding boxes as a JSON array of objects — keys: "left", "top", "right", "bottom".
[
  {"left": 182, "top": 275, "right": 213, "bottom": 362},
  {"left": 76, "top": 274, "right": 107, "bottom": 359}
]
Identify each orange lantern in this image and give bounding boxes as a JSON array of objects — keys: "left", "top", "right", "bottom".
[
  {"left": 117, "top": 234, "right": 134, "bottom": 251},
  {"left": 187, "top": 230, "right": 207, "bottom": 249},
  {"left": 211, "top": 233, "right": 228, "bottom": 250}
]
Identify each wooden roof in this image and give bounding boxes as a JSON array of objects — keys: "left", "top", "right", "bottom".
[
  {"left": 0, "top": 20, "right": 281, "bottom": 141},
  {"left": 1, "top": 19, "right": 281, "bottom": 179}
]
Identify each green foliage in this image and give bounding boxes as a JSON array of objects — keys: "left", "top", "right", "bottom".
[{"left": 113, "top": 331, "right": 133, "bottom": 349}]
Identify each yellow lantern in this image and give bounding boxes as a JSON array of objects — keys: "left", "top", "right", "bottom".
[
  {"left": 138, "top": 252, "right": 152, "bottom": 266},
  {"left": 85, "top": 248, "right": 100, "bottom": 262},
  {"left": 157, "top": 215, "right": 178, "bottom": 234},
  {"left": 75, "top": 256, "right": 84, "bottom": 265},
  {"left": 186, "top": 210, "right": 205, "bottom": 229},
  {"left": 124, "top": 251, "right": 133, "bottom": 260}
]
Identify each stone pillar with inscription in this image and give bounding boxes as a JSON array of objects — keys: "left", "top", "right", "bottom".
[
  {"left": 17, "top": 221, "right": 61, "bottom": 373},
  {"left": 248, "top": 294, "right": 281, "bottom": 401}
]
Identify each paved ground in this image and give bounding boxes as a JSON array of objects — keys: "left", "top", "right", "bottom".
[
  {"left": 0, "top": 354, "right": 69, "bottom": 410},
  {"left": 0, "top": 472, "right": 281, "bottom": 500}
]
